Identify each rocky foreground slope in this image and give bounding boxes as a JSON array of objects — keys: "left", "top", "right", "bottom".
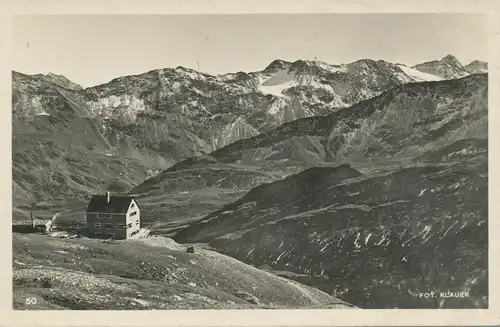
[{"left": 13, "top": 233, "right": 353, "bottom": 309}]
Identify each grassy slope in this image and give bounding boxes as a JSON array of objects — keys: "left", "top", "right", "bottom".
[{"left": 12, "top": 233, "right": 354, "bottom": 310}]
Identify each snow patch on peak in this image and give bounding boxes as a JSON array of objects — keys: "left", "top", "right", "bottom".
[
  {"left": 258, "top": 69, "right": 298, "bottom": 97},
  {"left": 87, "top": 94, "right": 146, "bottom": 123},
  {"left": 396, "top": 64, "right": 443, "bottom": 82}
]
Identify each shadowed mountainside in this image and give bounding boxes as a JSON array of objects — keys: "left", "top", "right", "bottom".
[
  {"left": 12, "top": 59, "right": 484, "bottom": 218},
  {"left": 14, "top": 57, "right": 463, "bottom": 221},
  {"left": 126, "top": 74, "right": 487, "bottom": 234},
  {"left": 174, "top": 159, "right": 487, "bottom": 308},
  {"left": 205, "top": 74, "right": 487, "bottom": 166},
  {"left": 170, "top": 74, "right": 488, "bottom": 308},
  {"left": 12, "top": 72, "right": 158, "bottom": 221}
]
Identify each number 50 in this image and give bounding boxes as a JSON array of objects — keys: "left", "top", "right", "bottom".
[{"left": 25, "top": 297, "right": 37, "bottom": 305}]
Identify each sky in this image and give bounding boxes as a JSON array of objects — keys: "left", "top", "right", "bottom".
[{"left": 12, "top": 14, "right": 489, "bottom": 88}]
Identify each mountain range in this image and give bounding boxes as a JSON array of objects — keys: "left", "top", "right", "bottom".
[
  {"left": 12, "top": 54, "right": 488, "bottom": 309},
  {"left": 172, "top": 72, "right": 488, "bottom": 308}
]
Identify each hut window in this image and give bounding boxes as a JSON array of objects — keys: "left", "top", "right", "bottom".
[{"left": 98, "top": 213, "right": 112, "bottom": 220}]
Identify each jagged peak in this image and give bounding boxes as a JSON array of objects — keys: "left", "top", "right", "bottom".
[
  {"left": 34, "top": 72, "right": 75, "bottom": 82},
  {"left": 174, "top": 66, "right": 199, "bottom": 73},
  {"left": 442, "top": 54, "right": 457, "bottom": 60},
  {"left": 466, "top": 60, "right": 488, "bottom": 66},
  {"left": 464, "top": 60, "right": 488, "bottom": 74},
  {"left": 412, "top": 54, "right": 463, "bottom": 69},
  {"left": 173, "top": 66, "right": 215, "bottom": 80},
  {"left": 347, "top": 59, "right": 389, "bottom": 71},
  {"left": 263, "top": 59, "right": 292, "bottom": 72},
  {"left": 347, "top": 59, "right": 394, "bottom": 70},
  {"left": 289, "top": 59, "right": 316, "bottom": 73},
  {"left": 12, "top": 70, "right": 83, "bottom": 90},
  {"left": 441, "top": 54, "right": 462, "bottom": 66},
  {"left": 12, "top": 70, "right": 31, "bottom": 79},
  {"left": 32, "top": 72, "right": 56, "bottom": 78},
  {"left": 351, "top": 58, "right": 377, "bottom": 65},
  {"left": 175, "top": 65, "right": 194, "bottom": 71}
]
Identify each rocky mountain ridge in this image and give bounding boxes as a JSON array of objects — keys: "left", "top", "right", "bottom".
[
  {"left": 412, "top": 55, "right": 472, "bottom": 80},
  {"left": 14, "top": 55, "right": 486, "bottom": 216},
  {"left": 464, "top": 60, "right": 488, "bottom": 74}
]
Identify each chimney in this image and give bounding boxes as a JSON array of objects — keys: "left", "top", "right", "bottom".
[{"left": 106, "top": 191, "right": 110, "bottom": 203}]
